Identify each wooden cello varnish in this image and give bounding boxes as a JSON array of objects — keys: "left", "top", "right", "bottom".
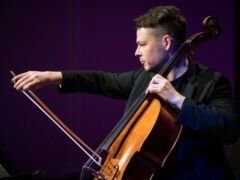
[{"left": 96, "top": 96, "right": 182, "bottom": 179}]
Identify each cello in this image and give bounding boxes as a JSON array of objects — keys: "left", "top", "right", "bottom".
[{"left": 11, "top": 16, "right": 221, "bottom": 179}]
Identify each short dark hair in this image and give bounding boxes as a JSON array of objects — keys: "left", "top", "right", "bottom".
[{"left": 134, "top": 6, "right": 187, "bottom": 45}]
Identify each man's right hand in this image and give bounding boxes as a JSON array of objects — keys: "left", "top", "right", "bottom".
[{"left": 12, "top": 71, "right": 63, "bottom": 91}]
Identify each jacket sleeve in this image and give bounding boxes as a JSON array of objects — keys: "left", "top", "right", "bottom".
[
  {"left": 58, "top": 69, "right": 143, "bottom": 99},
  {"left": 176, "top": 75, "right": 240, "bottom": 144}
]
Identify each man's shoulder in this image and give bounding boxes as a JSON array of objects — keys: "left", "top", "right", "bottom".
[
  {"left": 189, "top": 60, "right": 226, "bottom": 80},
  {"left": 187, "top": 60, "right": 233, "bottom": 94}
]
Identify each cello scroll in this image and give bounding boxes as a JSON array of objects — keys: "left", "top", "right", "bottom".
[{"left": 187, "top": 16, "right": 222, "bottom": 55}]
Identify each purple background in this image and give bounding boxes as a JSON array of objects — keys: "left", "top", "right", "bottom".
[{"left": 0, "top": 0, "right": 239, "bottom": 179}]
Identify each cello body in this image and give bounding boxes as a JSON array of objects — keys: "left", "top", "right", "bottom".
[{"left": 97, "top": 97, "right": 182, "bottom": 179}]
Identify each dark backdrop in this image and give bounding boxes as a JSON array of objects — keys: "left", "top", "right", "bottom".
[{"left": 0, "top": 0, "right": 239, "bottom": 179}]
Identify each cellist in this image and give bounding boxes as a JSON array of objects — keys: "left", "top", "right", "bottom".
[{"left": 12, "top": 5, "right": 239, "bottom": 179}]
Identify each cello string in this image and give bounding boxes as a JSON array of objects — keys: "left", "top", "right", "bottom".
[
  {"left": 81, "top": 142, "right": 110, "bottom": 179},
  {"left": 81, "top": 146, "right": 104, "bottom": 178}
]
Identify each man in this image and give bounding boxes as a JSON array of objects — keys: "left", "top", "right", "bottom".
[{"left": 12, "top": 5, "right": 239, "bottom": 179}]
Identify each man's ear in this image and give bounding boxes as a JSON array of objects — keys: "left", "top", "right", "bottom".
[{"left": 161, "top": 34, "right": 172, "bottom": 51}]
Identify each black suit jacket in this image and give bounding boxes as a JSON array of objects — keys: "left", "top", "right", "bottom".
[{"left": 59, "top": 60, "right": 239, "bottom": 179}]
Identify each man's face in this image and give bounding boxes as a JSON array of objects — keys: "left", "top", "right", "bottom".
[{"left": 135, "top": 28, "right": 168, "bottom": 72}]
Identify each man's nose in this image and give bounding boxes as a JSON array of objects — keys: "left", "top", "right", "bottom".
[{"left": 135, "top": 47, "right": 140, "bottom": 57}]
